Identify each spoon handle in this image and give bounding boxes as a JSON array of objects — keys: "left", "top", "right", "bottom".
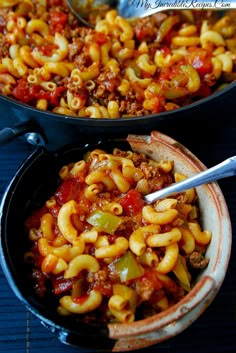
[{"left": 144, "top": 156, "right": 236, "bottom": 204}]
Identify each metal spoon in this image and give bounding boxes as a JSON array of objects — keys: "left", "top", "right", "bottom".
[
  {"left": 65, "top": 0, "right": 186, "bottom": 27},
  {"left": 144, "top": 156, "right": 236, "bottom": 204},
  {"left": 66, "top": 0, "right": 225, "bottom": 28}
]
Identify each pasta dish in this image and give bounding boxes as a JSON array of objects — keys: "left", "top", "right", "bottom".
[
  {"left": 24, "top": 146, "right": 211, "bottom": 323},
  {"left": 0, "top": 1, "right": 235, "bottom": 118}
]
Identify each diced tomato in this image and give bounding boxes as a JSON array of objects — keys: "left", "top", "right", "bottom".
[
  {"left": 138, "top": 269, "right": 163, "bottom": 291},
  {"left": 24, "top": 205, "right": 48, "bottom": 231},
  {"left": 162, "top": 30, "right": 177, "bottom": 46},
  {"left": 55, "top": 178, "right": 82, "bottom": 205},
  {"left": 187, "top": 48, "right": 212, "bottom": 76},
  {"left": 119, "top": 189, "right": 144, "bottom": 216},
  {"left": 159, "top": 66, "right": 182, "bottom": 82},
  {"left": 160, "top": 47, "right": 172, "bottom": 56},
  {"left": 49, "top": 86, "right": 66, "bottom": 106},
  {"left": 12, "top": 78, "right": 66, "bottom": 107},
  {"left": 12, "top": 78, "right": 33, "bottom": 103},
  {"left": 52, "top": 276, "right": 75, "bottom": 295},
  {"left": 91, "top": 32, "right": 108, "bottom": 45},
  {"left": 36, "top": 44, "right": 57, "bottom": 56},
  {"left": 49, "top": 10, "right": 68, "bottom": 34},
  {"left": 134, "top": 22, "right": 157, "bottom": 42},
  {"left": 192, "top": 56, "right": 212, "bottom": 76}
]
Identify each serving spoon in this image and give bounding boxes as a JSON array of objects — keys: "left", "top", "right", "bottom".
[
  {"left": 65, "top": 0, "right": 192, "bottom": 27},
  {"left": 66, "top": 0, "right": 226, "bottom": 28},
  {"left": 143, "top": 156, "right": 236, "bottom": 204}
]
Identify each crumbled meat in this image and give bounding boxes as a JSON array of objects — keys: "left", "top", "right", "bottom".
[
  {"left": 188, "top": 251, "right": 209, "bottom": 269},
  {"left": 131, "top": 152, "right": 148, "bottom": 167},
  {"left": 119, "top": 100, "right": 148, "bottom": 117},
  {"left": 136, "top": 281, "right": 155, "bottom": 301},
  {"left": 116, "top": 216, "right": 140, "bottom": 236},
  {"left": 152, "top": 13, "right": 168, "bottom": 26},
  {"left": 133, "top": 17, "right": 158, "bottom": 42},
  {"left": 94, "top": 85, "right": 106, "bottom": 99},
  {"left": 96, "top": 71, "right": 121, "bottom": 93},
  {"left": 177, "top": 193, "right": 191, "bottom": 204},
  {"left": 93, "top": 270, "right": 108, "bottom": 282},
  {"left": 68, "top": 38, "right": 84, "bottom": 60},
  {"left": 140, "top": 162, "right": 160, "bottom": 179},
  {"left": 138, "top": 162, "right": 173, "bottom": 191},
  {"left": 0, "top": 34, "right": 8, "bottom": 59},
  {"left": 74, "top": 52, "right": 92, "bottom": 68}
]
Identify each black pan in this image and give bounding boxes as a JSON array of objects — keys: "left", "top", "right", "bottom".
[{"left": 1, "top": 80, "right": 236, "bottom": 150}]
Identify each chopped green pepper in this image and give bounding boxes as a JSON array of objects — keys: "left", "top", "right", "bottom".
[
  {"left": 86, "top": 210, "right": 122, "bottom": 235},
  {"left": 172, "top": 255, "right": 191, "bottom": 292},
  {"left": 113, "top": 251, "right": 144, "bottom": 283}
]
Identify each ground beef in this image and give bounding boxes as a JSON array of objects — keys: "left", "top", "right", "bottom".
[
  {"left": 140, "top": 162, "right": 160, "bottom": 179},
  {"left": 0, "top": 10, "right": 9, "bottom": 59},
  {"left": 119, "top": 100, "right": 148, "bottom": 117},
  {"left": 188, "top": 251, "right": 209, "bottom": 270},
  {"left": 131, "top": 152, "right": 148, "bottom": 167},
  {"left": 68, "top": 38, "right": 84, "bottom": 60},
  {"left": 116, "top": 216, "right": 140, "bottom": 236},
  {"left": 96, "top": 70, "right": 121, "bottom": 93},
  {"left": 74, "top": 52, "right": 92, "bottom": 69},
  {"left": 133, "top": 17, "right": 158, "bottom": 42},
  {"left": 93, "top": 269, "right": 108, "bottom": 282},
  {"left": 0, "top": 34, "right": 8, "bottom": 59},
  {"left": 136, "top": 280, "right": 155, "bottom": 301}
]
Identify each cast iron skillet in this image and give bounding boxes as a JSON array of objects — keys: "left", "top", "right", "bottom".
[
  {"left": 0, "top": 8, "right": 235, "bottom": 150},
  {"left": 0, "top": 138, "right": 131, "bottom": 350},
  {"left": 0, "top": 80, "right": 236, "bottom": 150}
]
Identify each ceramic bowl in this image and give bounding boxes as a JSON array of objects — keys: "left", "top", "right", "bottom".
[{"left": 0, "top": 131, "right": 232, "bottom": 351}]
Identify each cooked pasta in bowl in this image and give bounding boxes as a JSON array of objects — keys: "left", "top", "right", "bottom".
[
  {"left": 0, "top": 131, "right": 232, "bottom": 351},
  {"left": 0, "top": 1, "right": 235, "bottom": 133}
]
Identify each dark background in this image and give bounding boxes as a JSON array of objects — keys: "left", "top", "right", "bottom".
[{"left": 0, "top": 97, "right": 235, "bottom": 353}]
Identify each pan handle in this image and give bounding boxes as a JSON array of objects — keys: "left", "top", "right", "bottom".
[{"left": 0, "top": 121, "right": 45, "bottom": 146}]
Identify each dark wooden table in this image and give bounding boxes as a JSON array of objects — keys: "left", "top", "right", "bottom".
[{"left": 0, "top": 102, "right": 235, "bottom": 353}]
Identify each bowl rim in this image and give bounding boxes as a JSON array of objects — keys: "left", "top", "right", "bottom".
[{"left": 0, "top": 131, "right": 232, "bottom": 350}]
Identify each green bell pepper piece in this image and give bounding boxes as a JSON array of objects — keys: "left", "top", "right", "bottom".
[
  {"left": 113, "top": 251, "right": 144, "bottom": 282},
  {"left": 86, "top": 210, "right": 122, "bottom": 235}
]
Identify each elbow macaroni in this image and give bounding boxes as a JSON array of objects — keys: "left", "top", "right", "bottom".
[
  {"left": 0, "top": 3, "right": 235, "bottom": 118},
  {"left": 25, "top": 147, "right": 212, "bottom": 324}
]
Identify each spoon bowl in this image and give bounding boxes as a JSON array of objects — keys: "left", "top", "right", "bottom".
[
  {"left": 65, "top": 0, "right": 226, "bottom": 27},
  {"left": 65, "top": 0, "right": 177, "bottom": 27},
  {"left": 144, "top": 156, "right": 236, "bottom": 204}
]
